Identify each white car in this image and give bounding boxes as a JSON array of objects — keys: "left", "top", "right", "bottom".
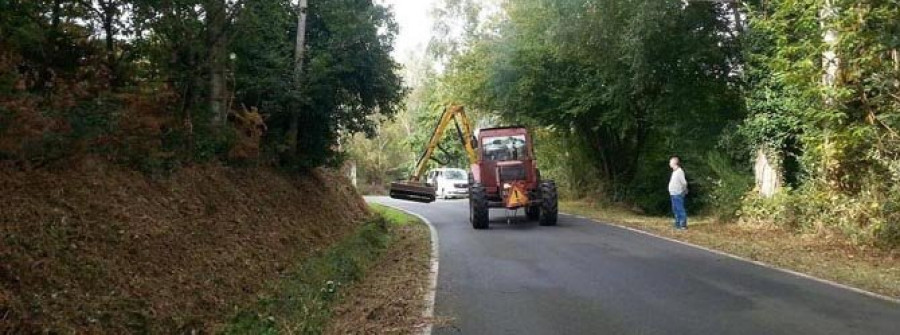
[{"left": 425, "top": 168, "right": 470, "bottom": 199}]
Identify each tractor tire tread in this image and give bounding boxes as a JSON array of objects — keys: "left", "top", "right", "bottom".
[
  {"left": 470, "top": 183, "right": 490, "bottom": 229},
  {"left": 539, "top": 181, "right": 558, "bottom": 226}
]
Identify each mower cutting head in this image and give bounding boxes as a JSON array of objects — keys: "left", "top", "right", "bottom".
[{"left": 389, "top": 181, "right": 436, "bottom": 203}]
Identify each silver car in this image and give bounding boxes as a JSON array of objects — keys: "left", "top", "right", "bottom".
[{"left": 425, "top": 168, "right": 470, "bottom": 199}]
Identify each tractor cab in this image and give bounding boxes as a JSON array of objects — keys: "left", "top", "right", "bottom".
[{"left": 471, "top": 127, "right": 539, "bottom": 201}]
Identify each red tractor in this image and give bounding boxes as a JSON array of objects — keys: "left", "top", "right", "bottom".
[
  {"left": 467, "top": 126, "right": 558, "bottom": 229},
  {"left": 389, "top": 106, "right": 558, "bottom": 229}
]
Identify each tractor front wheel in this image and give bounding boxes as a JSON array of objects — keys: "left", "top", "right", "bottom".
[
  {"left": 539, "top": 181, "right": 558, "bottom": 226},
  {"left": 470, "top": 183, "right": 489, "bottom": 229}
]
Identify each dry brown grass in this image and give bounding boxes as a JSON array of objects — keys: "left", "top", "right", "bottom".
[
  {"left": 561, "top": 200, "right": 900, "bottom": 299},
  {"left": 324, "top": 206, "right": 432, "bottom": 335},
  {"left": 0, "top": 158, "right": 369, "bottom": 333}
]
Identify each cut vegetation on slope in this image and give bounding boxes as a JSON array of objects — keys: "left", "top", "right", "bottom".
[
  {"left": 0, "top": 159, "right": 372, "bottom": 333},
  {"left": 224, "top": 204, "right": 431, "bottom": 334}
]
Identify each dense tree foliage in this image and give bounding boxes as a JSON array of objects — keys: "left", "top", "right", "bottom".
[
  {"left": 349, "top": 0, "right": 897, "bottom": 247},
  {"left": 739, "top": 0, "right": 900, "bottom": 246},
  {"left": 347, "top": 0, "right": 494, "bottom": 189},
  {"left": 439, "top": 0, "right": 744, "bottom": 212},
  {"left": 0, "top": 0, "right": 404, "bottom": 171}
]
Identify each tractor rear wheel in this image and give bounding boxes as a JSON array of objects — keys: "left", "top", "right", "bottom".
[
  {"left": 539, "top": 181, "right": 558, "bottom": 226},
  {"left": 470, "top": 183, "right": 489, "bottom": 229}
]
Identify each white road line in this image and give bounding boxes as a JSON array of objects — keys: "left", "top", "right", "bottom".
[
  {"left": 379, "top": 204, "right": 440, "bottom": 335},
  {"left": 560, "top": 212, "right": 900, "bottom": 305}
]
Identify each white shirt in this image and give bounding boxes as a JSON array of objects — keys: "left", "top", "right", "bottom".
[{"left": 668, "top": 167, "right": 688, "bottom": 195}]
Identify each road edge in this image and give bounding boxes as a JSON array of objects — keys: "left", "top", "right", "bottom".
[
  {"left": 377, "top": 204, "right": 440, "bottom": 335},
  {"left": 562, "top": 213, "right": 900, "bottom": 305}
]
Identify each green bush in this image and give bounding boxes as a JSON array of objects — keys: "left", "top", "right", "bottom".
[
  {"left": 875, "top": 195, "right": 900, "bottom": 249},
  {"left": 738, "top": 189, "right": 799, "bottom": 230},
  {"left": 533, "top": 130, "right": 606, "bottom": 200},
  {"left": 192, "top": 125, "right": 236, "bottom": 163},
  {"left": 626, "top": 149, "right": 720, "bottom": 216},
  {"left": 705, "top": 152, "right": 753, "bottom": 223},
  {"left": 739, "top": 180, "right": 900, "bottom": 248}
]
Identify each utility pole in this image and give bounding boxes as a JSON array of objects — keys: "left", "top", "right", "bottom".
[{"left": 287, "top": 0, "right": 308, "bottom": 155}]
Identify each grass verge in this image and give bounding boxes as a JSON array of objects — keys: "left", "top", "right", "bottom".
[
  {"left": 224, "top": 204, "right": 431, "bottom": 334},
  {"left": 325, "top": 204, "right": 432, "bottom": 334},
  {"left": 561, "top": 200, "right": 900, "bottom": 299}
]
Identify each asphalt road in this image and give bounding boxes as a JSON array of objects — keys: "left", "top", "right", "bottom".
[{"left": 367, "top": 196, "right": 900, "bottom": 335}]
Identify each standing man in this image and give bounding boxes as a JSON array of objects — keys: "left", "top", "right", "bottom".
[{"left": 668, "top": 156, "right": 688, "bottom": 230}]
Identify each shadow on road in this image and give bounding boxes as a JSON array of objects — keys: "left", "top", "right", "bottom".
[{"left": 483, "top": 213, "right": 546, "bottom": 230}]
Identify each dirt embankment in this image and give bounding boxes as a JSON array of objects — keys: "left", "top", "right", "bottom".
[{"left": 0, "top": 159, "right": 369, "bottom": 333}]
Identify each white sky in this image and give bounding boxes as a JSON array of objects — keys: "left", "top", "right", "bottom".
[{"left": 380, "top": 0, "right": 439, "bottom": 65}]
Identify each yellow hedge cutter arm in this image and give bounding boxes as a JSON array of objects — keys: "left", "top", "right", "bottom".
[{"left": 389, "top": 105, "right": 477, "bottom": 203}]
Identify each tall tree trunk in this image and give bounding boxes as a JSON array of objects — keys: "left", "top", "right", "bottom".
[
  {"left": 51, "top": 0, "right": 62, "bottom": 29},
  {"left": 99, "top": 0, "right": 118, "bottom": 85},
  {"left": 820, "top": 0, "right": 841, "bottom": 188},
  {"left": 821, "top": 0, "right": 839, "bottom": 92},
  {"left": 206, "top": 0, "right": 228, "bottom": 126},
  {"left": 287, "top": 0, "right": 309, "bottom": 156},
  {"left": 732, "top": 1, "right": 743, "bottom": 32}
]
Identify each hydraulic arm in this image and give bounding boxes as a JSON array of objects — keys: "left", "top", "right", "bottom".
[
  {"left": 411, "top": 105, "right": 477, "bottom": 181},
  {"left": 390, "top": 105, "right": 477, "bottom": 203}
]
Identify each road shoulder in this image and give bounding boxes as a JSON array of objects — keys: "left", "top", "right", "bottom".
[
  {"left": 562, "top": 201, "right": 900, "bottom": 301},
  {"left": 324, "top": 204, "right": 436, "bottom": 334}
]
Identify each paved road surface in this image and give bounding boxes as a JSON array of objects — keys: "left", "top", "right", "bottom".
[{"left": 367, "top": 197, "right": 900, "bottom": 335}]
